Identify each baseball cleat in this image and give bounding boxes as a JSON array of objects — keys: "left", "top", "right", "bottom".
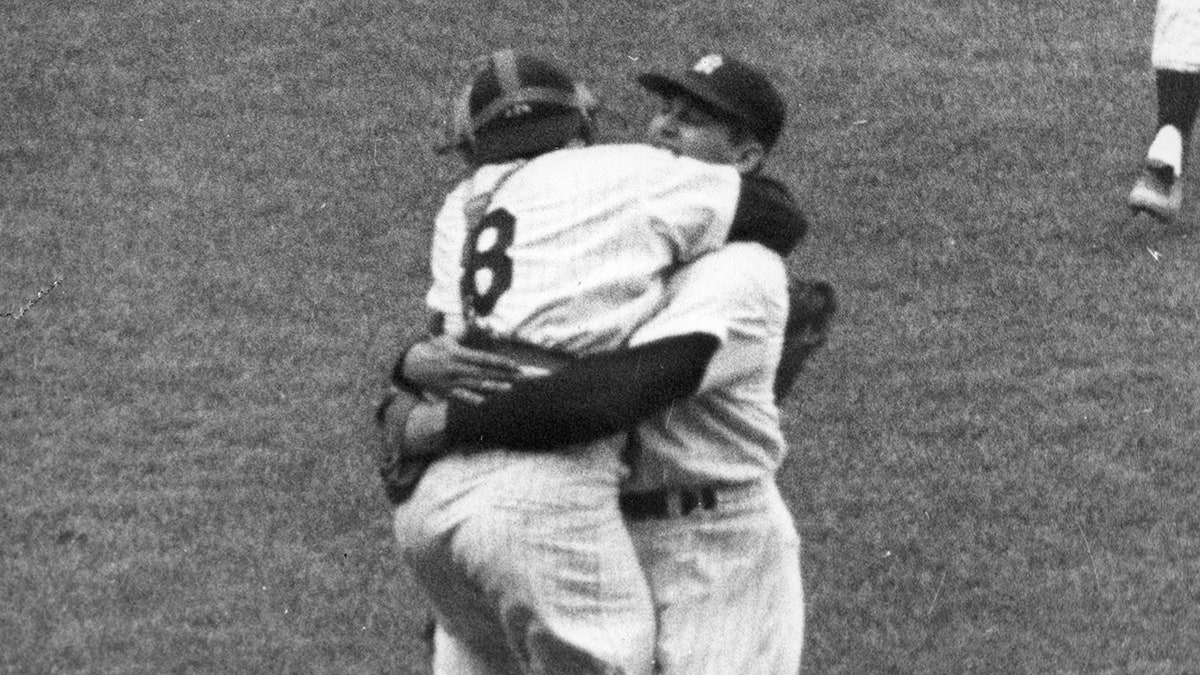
[{"left": 1128, "top": 161, "right": 1182, "bottom": 222}]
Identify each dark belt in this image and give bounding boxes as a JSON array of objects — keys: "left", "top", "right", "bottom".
[{"left": 620, "top": 487, "right": 720, "bottom": 520}]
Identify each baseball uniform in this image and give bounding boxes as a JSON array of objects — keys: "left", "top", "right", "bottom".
[
  {"left": 1153, "top": 0, "right": 1200, "bottom": 73},
  {"left": 622, "top": 241, "right": 804, "bottom": 674},
  {"left": 396, "top": 142, "right": 740, "bottom": 675},
  {"left": 1128, "top": 0, "right": 1200, "bottom": 218}
]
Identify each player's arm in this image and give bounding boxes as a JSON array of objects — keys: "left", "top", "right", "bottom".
[
  {"left": 432, "top": 332, "right": 720, "bottom": 450},
  {"left": 374, "top": 308, "right": 527, "bottom": 427},
  {"left": 383, "top": 311, "right": 525, "bottom": 403},
  {"left": 395, "top": 332, "right": 526, "bottom": 403},
  {"left": 728, "top": 174, "right": 808, "bottom": 257}
]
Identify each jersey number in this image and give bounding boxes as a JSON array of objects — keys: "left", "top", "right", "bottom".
[{"left": 462, "top": 208, "right": 515, "bottom": 317}]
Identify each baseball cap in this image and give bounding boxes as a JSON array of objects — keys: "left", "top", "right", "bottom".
[{"left": 637, "top": 53, "right": 786, "bottom": 150}]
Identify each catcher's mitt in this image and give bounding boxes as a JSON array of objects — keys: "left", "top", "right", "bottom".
[
  {"left": 775, "top": 280, "right": 837, "bottom": 402},
  {"left": 375, "top": 387, "right": 438, "bottom": 506}
]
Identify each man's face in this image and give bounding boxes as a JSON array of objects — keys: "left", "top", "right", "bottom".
[
  {"left": 645, "top": 95, "right": 764, "bottom": 173},
  {"left": 645, "top": 95, "right": 741, "bottom": 164}
]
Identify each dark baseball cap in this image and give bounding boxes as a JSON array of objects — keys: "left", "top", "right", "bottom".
[{"left": 637, "top": 53, "right": 786, "bottom": 150}]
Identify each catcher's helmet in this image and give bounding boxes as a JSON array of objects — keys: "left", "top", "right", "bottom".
[{"left": 440, "top": 49, "right": 599, "bottom": 164}]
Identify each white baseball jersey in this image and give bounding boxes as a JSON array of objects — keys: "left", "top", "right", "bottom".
[
  {"left": 426, "top": 143, "right": 741, "bottom": 354},
  {"left": 624, "top": 242, "right": 789, "bottom": 490},
  {"left": 1153, "top": 0, "right": 1200, "bottom": 72}
]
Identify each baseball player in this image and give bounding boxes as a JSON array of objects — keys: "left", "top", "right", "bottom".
[
  {"left": 397, "top": 55, "right": 824, "bottom": 673},
  {"left": 1128, "top": 0, "right": 1200, "bottom": 221},
  {"left": 384, "top": 49, "right": 791, "bottom": 675}
]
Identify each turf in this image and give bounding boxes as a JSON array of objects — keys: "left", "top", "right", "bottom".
[{"left": 3, "top": 0, "right": 1199, "bottom": 673}]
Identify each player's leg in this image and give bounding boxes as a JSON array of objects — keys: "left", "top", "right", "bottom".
[
  {"left": 488, "top": 477, "right": 656, "bottom": 675},
  {"left": 397, "top": 452, "right": 655, "bottom": 675},
  {"left": 629, "top": 482, "right": 804, "bottom": 675},
  {"left": 394, "top": 456, "right": 528, "bottom": 674},
  {"left": 1130, "top": 0, "right": 1200, "bottom": 220},
  {"left": 1130, "top": 69, "right": 1200, "bottom": 219},
  {"left": 1156, "top": 70, "right": 1200, "bottom": 151}
]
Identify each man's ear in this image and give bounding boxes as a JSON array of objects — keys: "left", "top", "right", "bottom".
[{"left": 733, "top": 139, "right": 766, "bottom": 174}]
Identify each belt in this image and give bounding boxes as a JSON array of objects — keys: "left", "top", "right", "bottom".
[{"left": 620, "top": 486, "right": 723, "bottom": 520}]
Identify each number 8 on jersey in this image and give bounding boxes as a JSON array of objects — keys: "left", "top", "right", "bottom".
[{"left": 462, "top": 208, "right": 516, "bottom": 318}]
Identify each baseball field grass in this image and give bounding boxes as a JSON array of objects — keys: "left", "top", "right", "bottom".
[{"left": 3, "top": 0, "right": 1198, "bottom": 672}]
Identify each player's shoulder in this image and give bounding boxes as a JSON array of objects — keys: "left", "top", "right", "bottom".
[
  {"left": 679, "top": 243, "right": 786, "bottom": 291},
  {"left": 449, "top": 159, "right": 528, "bottom": 205},
  {"left": 728, "top": 174, "right": 808, "bottom": 256},
  {"left": 441, "top": 176, "right": 471, "bottom": 205},
  {"left": 434, "top": 177, "right": 473, "bottom": 226}
]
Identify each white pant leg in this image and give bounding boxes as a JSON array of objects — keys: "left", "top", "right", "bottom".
[
  {"left": 629, "top": 482, "right": 804, "bottom": 675},
  {"left": 396, "top": 450, "right": 656, "bottom": 675},
  {"left": 1153, "top": 0, "right": 1200, "bottom": 72}
]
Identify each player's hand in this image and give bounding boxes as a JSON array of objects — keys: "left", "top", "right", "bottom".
[
  {"left": 404, "top": 399, "right": 449, "bottom": 456},
  {"left": 403, "top": 335, "right": 525, "bottom": 405},
  {"left": 376, "top": 388, "right": 446, "bottom": 505}
]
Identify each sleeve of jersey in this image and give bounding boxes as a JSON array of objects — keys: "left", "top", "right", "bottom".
[
  {"left": 630, "top": 245, "right": 784, "bottom": 393},
  {"left": 443, "top": 334, "right": 719, "bottom": 450},
  {"left": 642, "top": 158, "right": 741, "bottom": 263},
  {"left": 424, "top": 185, "right": 468, "bottom": 317}
]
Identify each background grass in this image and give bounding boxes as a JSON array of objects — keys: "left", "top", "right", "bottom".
[{"left": 3, "top": 0, "right": 1199, "bottom": 672}]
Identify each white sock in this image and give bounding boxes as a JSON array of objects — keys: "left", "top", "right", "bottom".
[{"left": 1146, "top": 125, "right": 1183, "bottom": 176}]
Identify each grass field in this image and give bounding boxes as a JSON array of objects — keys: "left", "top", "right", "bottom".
[{"left": 3, "top": 0, "right": 1199, "bottom": 673}]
